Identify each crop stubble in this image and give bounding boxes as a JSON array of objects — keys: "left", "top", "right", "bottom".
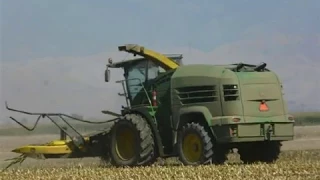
[
  {"left": 1, "top": 150, "right": 320, "bottom": 180},
  {"left": 0, "top": 126, "right": 320, "bottom": 180}
]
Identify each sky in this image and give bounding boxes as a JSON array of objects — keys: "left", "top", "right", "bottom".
[{"left": 0, "top": 0, "right": 320, "bottom": 124}]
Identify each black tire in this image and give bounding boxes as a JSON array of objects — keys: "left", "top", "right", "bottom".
[
  {"left": 238, "top": 141, "right": 282, "bottom": 164},
  {"left": 177, "top": 122, "right": 213, "bottom": 165},
  {"left": 108, "top": 113, "right": 155, "bottom": 167},
  {"left": 238, "top": 144, "right": 260, "bottom": 164},
  {"left": 259, "top": 141, "right": 281, "bottom": 163},
  {"left": 211, "top": 144, "right": 229, "bottom": 165}
]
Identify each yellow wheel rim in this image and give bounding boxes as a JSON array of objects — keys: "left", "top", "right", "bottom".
[
  {"left": 115, "top": 126, "right": 136, "bottom": 160},
  {"left": 182, "top": 133, "right": 203, "bottom": 163}
]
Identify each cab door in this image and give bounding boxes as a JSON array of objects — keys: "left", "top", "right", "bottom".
[{"left": 125, "top": 60, "right": 148, "bottom": 106}]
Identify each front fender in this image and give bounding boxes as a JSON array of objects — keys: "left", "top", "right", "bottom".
[{"left": 175, "top": 106, "right": 213, "bottom": 130}]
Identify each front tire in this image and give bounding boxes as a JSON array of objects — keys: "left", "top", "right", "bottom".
[
  {"left": 177, "top": 122, "right": 213, "bottom": 165},
  {"left": 108, "top": 114, "right": 155, "bottom": 167}
]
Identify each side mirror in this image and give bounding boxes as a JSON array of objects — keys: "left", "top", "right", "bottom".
[{"left": 105, "top": 67, "right": 110, "bottom": 82}]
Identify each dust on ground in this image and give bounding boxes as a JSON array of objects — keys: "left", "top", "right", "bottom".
[
  {"left": 0, "top": 125, "right": 320, "bottom": 169},
  {"left": 282, "top": 125, "right": 320, "bottom": 150}
]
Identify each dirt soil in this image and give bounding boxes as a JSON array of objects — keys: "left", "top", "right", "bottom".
[{"left": 0, "top": 125, "right": 320, "bottom": 168}]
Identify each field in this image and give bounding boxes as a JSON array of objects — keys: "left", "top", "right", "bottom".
[
  {"left": 0, "top": 125, "right": 320, "bottom": 180},
  {"left": 291, "top": 112, "right": 320, "bottom": 126}
]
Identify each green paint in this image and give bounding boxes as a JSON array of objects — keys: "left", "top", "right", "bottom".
[{"left": 107, "top": 50, "right": 294, "bottom": 157}]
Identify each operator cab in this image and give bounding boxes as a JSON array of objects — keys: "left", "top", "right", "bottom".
[
  {"left": 125, "top": 59, "right": 163, "bottom": 101},
  {"left": 105, "top": 54, "right": 183, "bottom": 107}
]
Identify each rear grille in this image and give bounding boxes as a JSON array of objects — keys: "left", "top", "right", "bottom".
[
  {"left": 223, "top": 84, "right": 239, "bottom": 101},
  {"left": 176, "top": 85, "right": 217, "bottom": 104}
]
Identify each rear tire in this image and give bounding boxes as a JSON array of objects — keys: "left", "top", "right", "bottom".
[
  {"left": 238, "top": 144, "right": 260, "bottom": 164},
  {"left": 211, "top": 144, "right": 229, "bottom": 165},
  {"left": 238, "top": 141, "right": 282, "bottom": 164},
  {"left": 177, "top": 122, "right": 213, "bottom": 165},
  {"left": 259, "top": 141, "right": 281, "bottom": 163},
  {"left": 108, "top": 114, "right": 155, "bottom": 167}
]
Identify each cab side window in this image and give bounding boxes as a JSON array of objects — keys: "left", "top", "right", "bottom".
[
  {"left": 127, "top": 61, "right": 147, "bottom": 100},
  {"left": 147, "top": 61, "right": 166, "bottom": 80}
]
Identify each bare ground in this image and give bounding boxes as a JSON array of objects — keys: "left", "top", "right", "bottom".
[{"left": 0, "top": 125, "right": 320, "bottom": 169}]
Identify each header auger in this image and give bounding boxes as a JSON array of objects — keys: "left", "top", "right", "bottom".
[{"left": 4, "top": 44, "right": 295, "bottom": 169}]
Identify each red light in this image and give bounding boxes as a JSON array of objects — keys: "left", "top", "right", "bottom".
[{"left": 259, "top": 100, "right": 269, "bottom": 111}]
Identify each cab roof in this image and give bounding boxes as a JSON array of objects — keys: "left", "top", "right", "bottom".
[{"left": 107, "top": 54, "right": 183, "bottom": 68}]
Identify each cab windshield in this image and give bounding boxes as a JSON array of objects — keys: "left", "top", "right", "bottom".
[{"left": 126, "top": 60, "right": 165, "bottom": 101}]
